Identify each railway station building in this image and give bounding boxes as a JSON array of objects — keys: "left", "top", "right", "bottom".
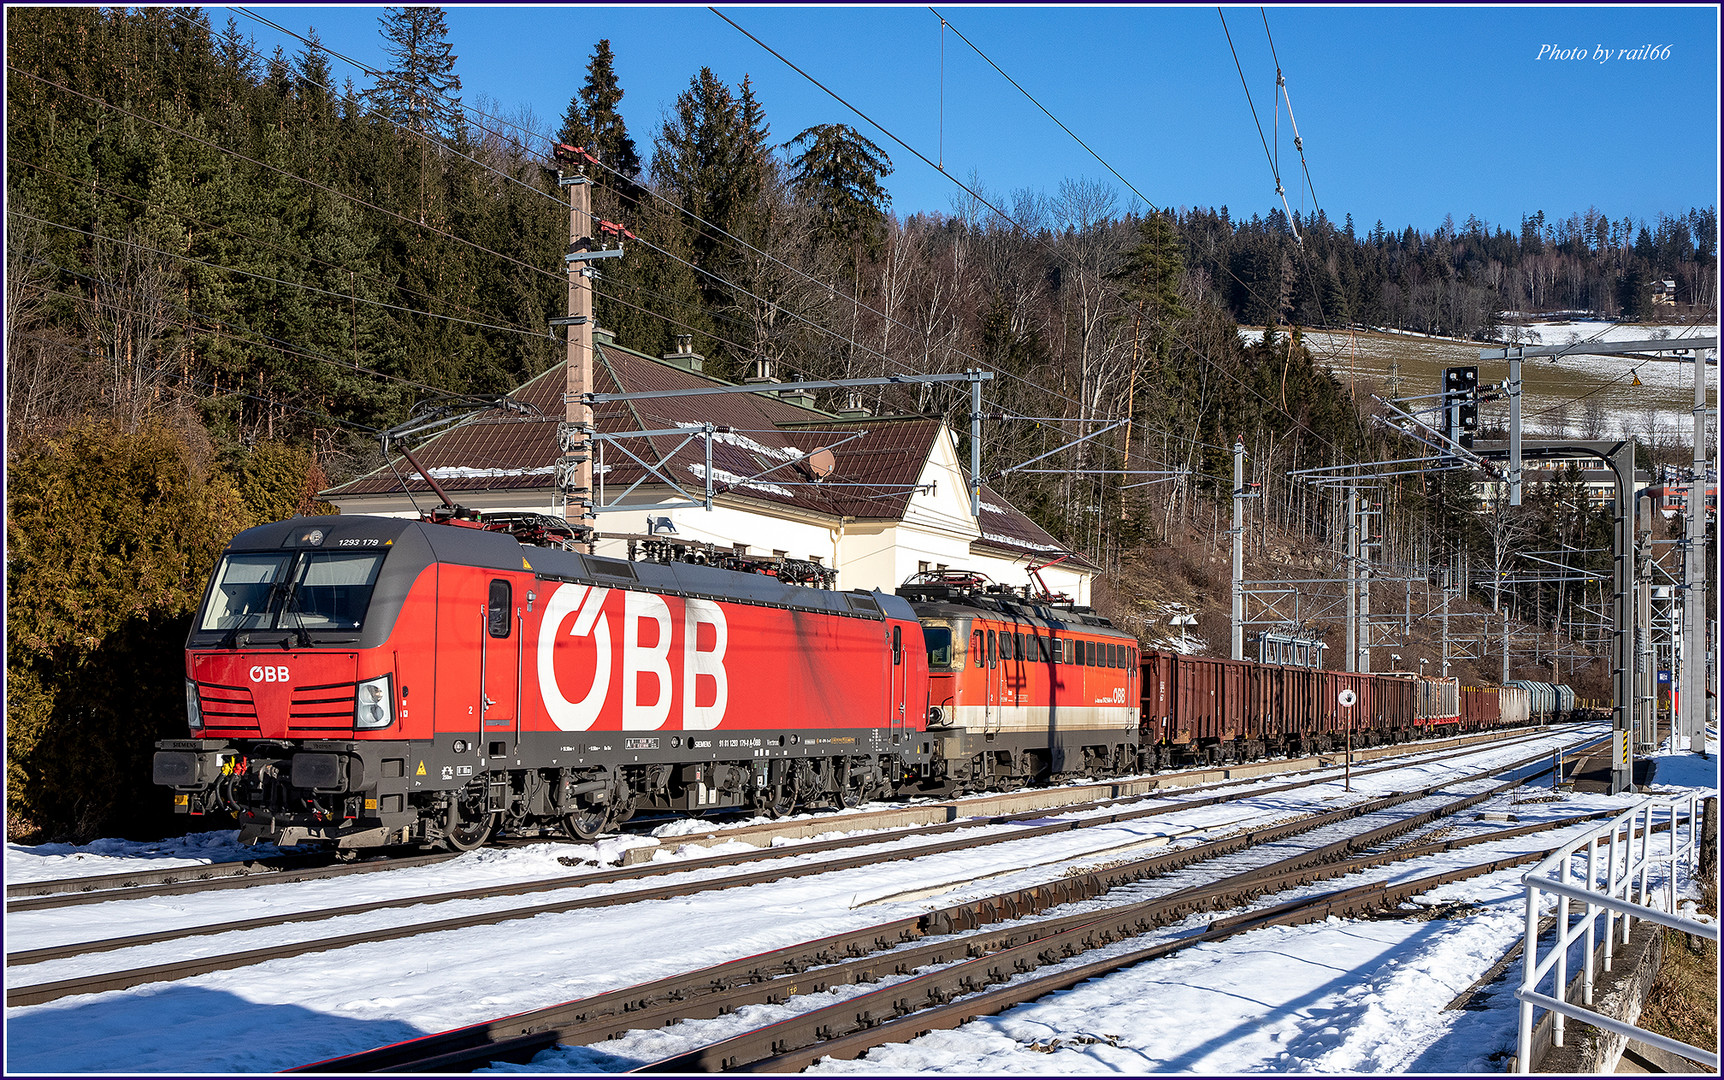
[{"left": 322, "top": 329, "right": 1096, "bottom": 604}]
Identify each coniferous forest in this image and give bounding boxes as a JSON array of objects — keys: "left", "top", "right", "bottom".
[{"left": 5, "top": 7, "right": 1711, "bottom": 843}]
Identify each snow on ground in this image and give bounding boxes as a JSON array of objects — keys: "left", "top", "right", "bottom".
[{"left": 3, "top": 724, "right": 1714, "bottom": 1075}]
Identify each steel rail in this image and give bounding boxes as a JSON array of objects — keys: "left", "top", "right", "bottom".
[
  {"left": 10, "top": 730, "right": 1556, "bottom": 970},
  {"left": 377, "top": 797, "right": 1597, "bottom": 1074},
  {"left": 3, "top": 851, "right": 454, "bottom": 904},
  {"left": 8, "top": 726, "right": 1547, "bottom": 913},
  {"left": 8, "top": 733, "right": 1582, "bottom": 1010},
  {"left": 292, "top": 741, "right": 1586, "bottom": 1072},
  {"left": 724, "top": 849, "right": 1566, "bottom": 1073}
]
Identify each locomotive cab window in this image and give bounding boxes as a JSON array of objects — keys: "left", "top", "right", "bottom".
[
  {"left": 199, "top": 549, "right": 386, "bottom": 634},
  {"left": 924, "top": 625, "right": 954, "bottom": 669},
  {"left": 487, "top": 580, "right": 512, "bottom": 638},
  {"left": 972, "top": 631, "right": 985, "bottom": 668}
]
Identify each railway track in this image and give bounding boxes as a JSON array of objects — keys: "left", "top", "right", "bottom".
[
  {"left": 6, "top": 731, "right": 1585, "bottom": 1007},
  {"left": 295, "top": 774, "right": 1608, "bottom": 1072},
  {"left": 5, "top": 724, "right": 1559, "bottom": 913}
]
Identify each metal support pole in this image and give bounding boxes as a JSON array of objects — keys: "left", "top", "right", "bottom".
[
  {"left": 1509, "top": 352, "right": 1523, "bottom": 507},
  {"left": 1685, "top": 344, "right": 1711, "bottom": 753},
  {"left": 1359, "top": 498, "right": 1372, "bottom": 674},
  {"left": 1612, "top": 441, "right": 1637, "bottom": 794},
  {"left": 1639, "top": 570, "right": 1654, "bottom": 753},
  {"left": 1346, "top": 484, "right": 1358, "bottom": 673},
  {"left": 1442, "top": 565, "right": 1451, "bottom": 677},
  {"left": 970, "top": 371, "right": 982, "bottom": 518},
  {"left": 1502, "top": 580, "right": 1512, "bottom": 687},
  {"left": 1233, "top": 439, "right": 1245, "bottom": 661}
]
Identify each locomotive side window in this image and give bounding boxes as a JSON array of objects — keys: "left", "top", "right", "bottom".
[
  {"left": 892, "top": 625, "right": 903, "bottom": 665},
  {"left": 987, "top": 630, "right": 997, "bottom": 668},
  {"left": 925, "top": 626, "right": 954, "bottom": 669},
  {"left": 487, "top": 579, "right": 511, "bottom": 638},
  {"left": 973, "top": 631, "right": 985, "bottom": 668}
]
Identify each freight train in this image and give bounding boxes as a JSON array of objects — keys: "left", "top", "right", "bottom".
[{"left": 154, "top": 513, "right": 1572, "bottom": 851}]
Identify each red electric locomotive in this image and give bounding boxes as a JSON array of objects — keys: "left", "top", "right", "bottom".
[
  {"left": 898, "top": 571, "right": 1138, "bottom": 790},
  {"left": 155, "top": 514, "right": 930, "bottom": 850}
]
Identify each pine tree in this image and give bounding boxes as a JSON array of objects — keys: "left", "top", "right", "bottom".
[
  {"left": 651, "top": 67, "right": 769, "bottom": 360},
  {"left": 365, "top": 6, "right": 463, "bottom": 139},
  {"left": 786, "top": 123, "right": 893, "bottom": 266},
  {"left": 293, "top": 29, "right": 334, "bottom": 118},
  {"left": 558, "top": 39, "right": 643, "bottom": 208}
]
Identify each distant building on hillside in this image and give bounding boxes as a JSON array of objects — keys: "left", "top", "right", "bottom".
[
  {"left": 1652, "top": 279, "right": 1677, "bottom": 307},
  {"left": 322, "top": 328, "right": 1097, "bottom": 603}
]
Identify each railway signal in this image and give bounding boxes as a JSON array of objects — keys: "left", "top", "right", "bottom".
[{"left": 1442, "top": 365, "right": 1480, "bottom": 456}]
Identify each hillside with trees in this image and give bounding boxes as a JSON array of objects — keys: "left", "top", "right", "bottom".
[{"left": 5, "top": 6, "right": 1697, "bottom": 843}]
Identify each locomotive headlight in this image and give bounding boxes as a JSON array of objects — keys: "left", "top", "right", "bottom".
[
  {"left": 185, "top": 680, "right": 203, "bottom": 731},
  {"left": 354, "top": 675, "right": 394, "bottom": 730}
]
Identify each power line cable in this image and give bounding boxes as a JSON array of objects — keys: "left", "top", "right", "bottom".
[
  {"left": 710, "top": 7, "right": 1356, "bottom": 461},
  {"left": 921, "top": 6, "right": 1351, "bottom": 372},
  {"left": 225, "top": 12, "right": 1127, "bottom": 439},
  {"left": 21, "top": 254, "right": 497, "bottom": 405},
  {"left": 928, "top": 7, "right": 1159, "bottom": 214}
]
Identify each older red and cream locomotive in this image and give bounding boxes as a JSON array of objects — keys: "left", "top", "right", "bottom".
[{"left": 155, "top": 511, "right": 1566, "bottom": 851}]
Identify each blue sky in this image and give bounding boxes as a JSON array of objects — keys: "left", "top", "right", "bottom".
[{"left": 228, "top": 4, "right": 1719, "bottom": 233}]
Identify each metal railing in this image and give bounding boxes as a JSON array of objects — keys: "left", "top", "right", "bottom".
[{"left": 1515, "top": 793, "right": 1717, "bottom": 1072}]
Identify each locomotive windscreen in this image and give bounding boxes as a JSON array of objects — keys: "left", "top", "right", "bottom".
[{"left": 199, "top": 549, "right": 387, "bottom": 632}]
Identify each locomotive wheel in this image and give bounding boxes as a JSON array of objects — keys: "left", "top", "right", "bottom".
[
  {"left": 562, "top": 803, "right": 610, "bottom": 841},
  {"left": 765, "top": 786, "right": 796, "bottom": 819},
  {"left": 444, "top": 789, "right": 495, "bottom": 852},
  {"left": 838, "top": 777, "right": 864, "bottom": 809}
]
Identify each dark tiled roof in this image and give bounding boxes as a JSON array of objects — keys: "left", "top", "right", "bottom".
[{"left": 324, "top": 341, "right": 1073, "bottom": 556}]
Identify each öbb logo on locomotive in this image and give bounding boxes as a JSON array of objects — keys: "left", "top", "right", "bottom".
[
  {"left": 153, "top": 514, "right": 1569, "bottom": 852},
  {"left": 536, "top": 583, "right": 729, "bottom": 732}
]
